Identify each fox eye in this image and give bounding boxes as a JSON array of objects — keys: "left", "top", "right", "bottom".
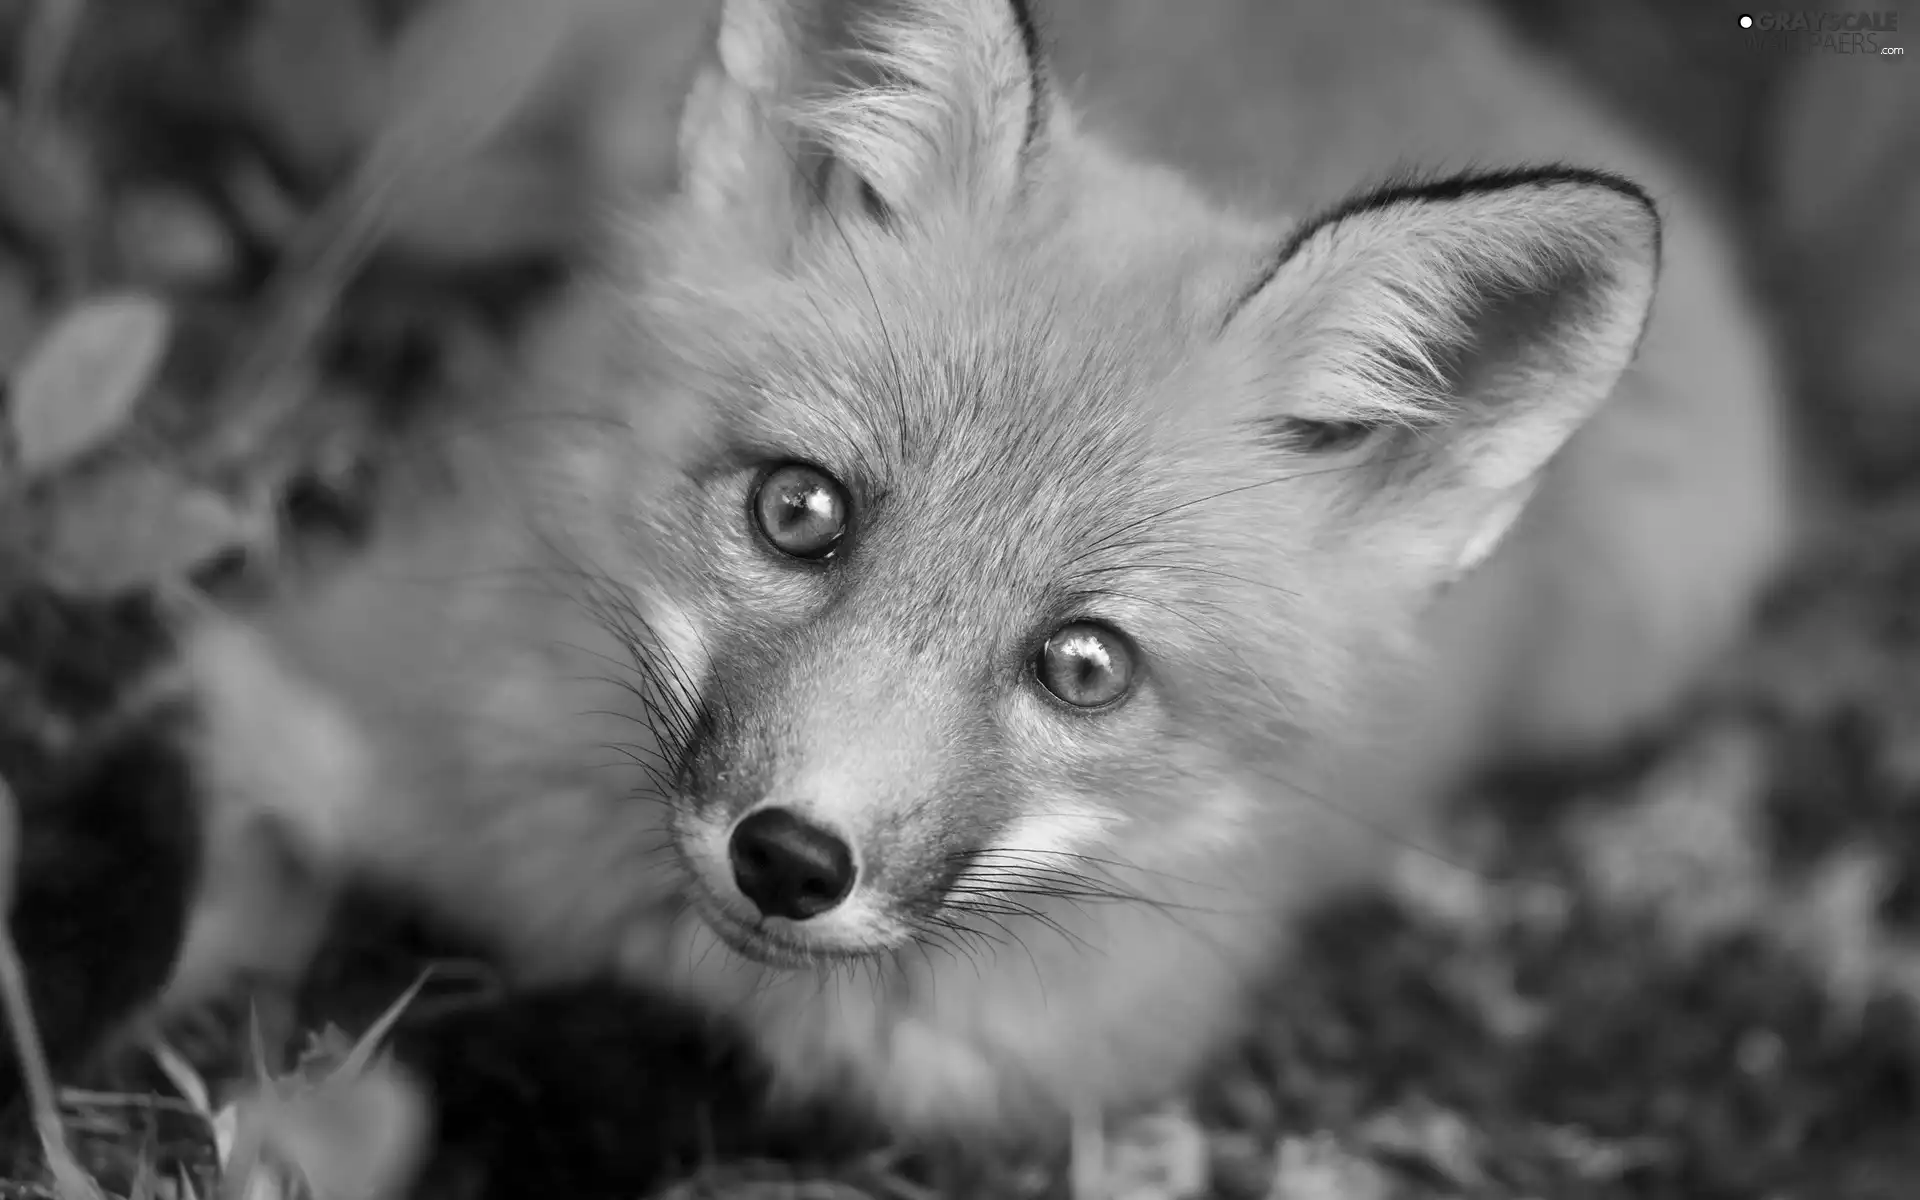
[
  {"left": 753, "top": 463, "right": 849, "bottom": 560},
  {"left": 1037, "top": 622, "right": 1135, "bottom": 709}
]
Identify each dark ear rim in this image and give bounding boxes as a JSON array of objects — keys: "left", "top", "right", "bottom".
[
  {"left": 1218, "top": 164, "right": 1664, "bottom": 334},
  {"left": 1006, "top": 0, "right": 1049, "bottom": 158}
]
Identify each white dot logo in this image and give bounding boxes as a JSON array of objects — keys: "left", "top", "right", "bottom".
[{"left": 1739, "top": 13, "right": 1754, "bottom": 27}]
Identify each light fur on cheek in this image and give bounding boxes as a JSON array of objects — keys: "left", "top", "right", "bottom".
[{"left": 636, "top": 590, "right": 712, "bottom": 687}]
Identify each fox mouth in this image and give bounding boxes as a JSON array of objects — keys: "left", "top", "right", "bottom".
[
  {"left": 670, "top": 812, "right": 908, "bottom": 967},
  {"left": 689, "top": 890, "right": 875, "bottom": 969}
]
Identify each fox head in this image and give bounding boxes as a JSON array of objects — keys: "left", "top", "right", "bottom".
[{"left": 531, "top": 0, "right": 1660, "bottom": 1114}]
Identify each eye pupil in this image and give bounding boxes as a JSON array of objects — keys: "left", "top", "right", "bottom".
[
  {"left": 1038, "top": 622, "right": 1134, "bottom": 709},
  {"left": 755, "top": 464, "right": 849, "bottom": 559}
]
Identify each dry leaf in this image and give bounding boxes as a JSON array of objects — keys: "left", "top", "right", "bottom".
[
  {"left": 115, "top": 188, "right": 236, "bottom": 287},
  {"left": 1355, "top": 1102, "right": 1487, "bottom": 1190},
  {"left": 224, "top": 160, "right": 303, "bottom": 247},
  {"left": 9, "top": 293, "right": 172, "bottom": 477},
  {"left": 1266, "top": 1136, "right": 1392, "bottom": 1200},
  {"left": 240, "top": 0, "right": 391, "bottom": 176},
  {"left": 363, "top": 0, "right": 584, "bottom": 186},
  {"left": 1102, "top": 1108, "right": 1210, "bottom": 1200},
  {"left": 39, "top": 462, "right": 259, "bottom": 593},
  {"left": 212, "top": 1091, "right": 276, "bottom": 1200},
  {"left": 0, "top": 266, "right": 40, "bottom": 379},
  {"left": 0, "top": 118, "right": 100, "bottom": 291},
  {"left": 225, "top": 1064, "right": 430, "bottom": 1200}
]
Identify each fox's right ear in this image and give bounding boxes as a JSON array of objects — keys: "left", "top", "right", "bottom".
[{"left": 1221, "top": 169, "right": 1663, "bottom": 590}]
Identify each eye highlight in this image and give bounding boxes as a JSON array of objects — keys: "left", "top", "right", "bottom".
[
  {"left": 753, "top": 463, "right": 849, "bottom": 560},
  {"left": 1037, "top": 622, "right": 1135, "bottom": 709}
]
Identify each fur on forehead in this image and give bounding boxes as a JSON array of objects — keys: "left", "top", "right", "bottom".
[{"left": 664, "top": 234, "right": 1223, "bottom": 470}]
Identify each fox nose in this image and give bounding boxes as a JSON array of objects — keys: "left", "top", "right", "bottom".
[{"left": 728, "top": 807, "right": 857, "bottom": 921}]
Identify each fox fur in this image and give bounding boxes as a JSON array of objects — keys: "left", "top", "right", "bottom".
[{"left": 174, "top": 0, "right": 1794, "bottom": 1140}]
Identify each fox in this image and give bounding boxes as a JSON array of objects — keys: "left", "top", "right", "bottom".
[{"left": 169, "top": 0, "right": 1794, "bottom": 1145}]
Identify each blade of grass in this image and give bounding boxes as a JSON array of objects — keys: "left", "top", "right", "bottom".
[
  {"left": 331, "top": 967, "right": 434, "bottom": 1081},
  {"left": 193, "top": 0, "right": 587, "bottom": 481},
  {"left": 0, "top": 772, "right": 104, "bottom": 1199},
  {"left": 147, "top": 1039, "right": 215, "bottom": 1120},
  {"left": 16, "top": 0, "right": 86, "bottom": 133}
]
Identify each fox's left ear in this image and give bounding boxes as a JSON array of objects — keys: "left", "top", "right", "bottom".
[
  {"left": 669, "top": 0, "right": 1047, "bottom": 262},
  {"left": 1224, "top": 169, "right": 1663, "bottom": 586}
]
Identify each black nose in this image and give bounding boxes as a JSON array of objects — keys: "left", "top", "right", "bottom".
[{"left": 728, "top": 807, "right": 857, "bottom": 921}]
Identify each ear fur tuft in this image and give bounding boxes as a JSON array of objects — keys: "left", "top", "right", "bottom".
[{"left": 1224, "top": 166, "right": 1663, "bottom": 579}]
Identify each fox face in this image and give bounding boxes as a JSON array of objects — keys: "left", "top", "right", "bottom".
[{"left": 506, "top": 0, "right": 1663, "bottom": 1128}]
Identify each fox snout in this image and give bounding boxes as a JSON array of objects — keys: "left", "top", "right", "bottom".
[
  {"left": 679, "top": 768, "right": 982, "bottom": 967},
  {"left": 672, "top": 607, "right": 1014, "bottom": 962}
]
